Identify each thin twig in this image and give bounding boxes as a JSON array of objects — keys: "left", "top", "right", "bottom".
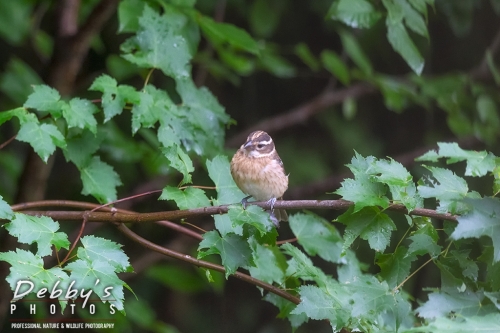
[
  {"left": 116, "top": 223, "right": 301, "bottom": 305},
  {"left": 0, "top": 135, "right": 17, "bottom": 150},
  {"left": 227, "top": 82, "right": 376, "bottom": 148}
]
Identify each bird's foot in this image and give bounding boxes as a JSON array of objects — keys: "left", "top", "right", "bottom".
[
  {"left": 241, "top": 195, "right": 252, "bottom": 209},
  {"left": 267, "top": 197, "right": 277, "bottom": 211}
]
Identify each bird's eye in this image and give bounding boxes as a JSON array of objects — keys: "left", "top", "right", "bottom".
[{"left": 257, "top": 144, "right": 264, "bottom": 149}]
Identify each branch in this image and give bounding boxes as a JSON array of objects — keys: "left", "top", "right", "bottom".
[
  {"left": 11, "top": 199, "right": 458, "bottom": 222},
  {"left": 226, "top": 82, "right": 376, "bottom": 148},
  {"left": 116, "top": 223, "right": 300, "bottom": 305}
]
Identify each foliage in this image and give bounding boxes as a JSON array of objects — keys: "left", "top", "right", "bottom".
[{"left": 1, "top": 0, "right": 500, "bottom": 332}]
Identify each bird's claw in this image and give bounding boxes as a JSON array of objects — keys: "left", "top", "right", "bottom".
[{"left": 241, "top": 195, "right": 252, "bottom": 209}]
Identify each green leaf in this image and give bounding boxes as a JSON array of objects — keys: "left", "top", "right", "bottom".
[
  {"left": 294, "top": 43, "right": 320, "bottom": 71},
  {"left": 408, "top": 313, "right": 500, "bottom": 333},
  {"left": 0, "top": 57, "right": 43, "bottom": 104},
  {"left": 64, "top": 130, "right": 102, "bottom": 168},
  {"left": 0, "top": 107, "right": 30, "bottom": 126},
  {"left": 0, "top": 249, "right": 69, "bottom": 301},
  {"left": 4, "top": 213, "right": 70, "bottom": 257},
  {"left": 417, "top": 166, "right": 469, "bottom": 213},
  {"left": 162, "top": 144, "right": 194, "bottom": 185},
  {"left": 339, "top": 30, "right": 373, "bottom": 75},
  {"left": 159, "top": 186, "right": 210, "bottom": 209},
  {"left": 335, "top": 175, "right": 390, "bottom": 212},
  {"left": 259, "top": 48, "right": 296, "bottom": 78},
  {"left": 289, "top": 212, "right": 343, "bottom": 263},
  {"left": 228, "top": 205, "right": 274, "bottom": 236},
  {"left": 23, "top": 85, "right": 62, "bottom": 117},
  {"left": 417, "top": 142, "right": 496, "bottom": 177},
  {"left": 197, "top": 16, "right": 260, "bottom": 55},
  {"left": 451, "top": 198, "right": 500, "bottom": 262},
  {"left": 0, "top": 195, "right": 13, "bottom": 220},
  {"left": 291, "top": 285, "right": 342, "bottom": 325},
  {"left": 407, "top": 233, "right": 442, "bottom": 257},
  {"left": 385, "top": 18, "right": 424, "bottom": 75},
  {"left": 281, "top": 243, "right": 330, "bottom": 286},
  {"left": 376, "top": 246, "right": 415, "bottom": 288},
  {"left": 248, "top": 237, "right": 285, "bottom": 285},
  {"left": 131, "top": 88, "right": 162, "bottom": 133},
  {"left": 77, "top": 235, "right": 132, "bottom": 273},
  {"left": 0, "top": 0, "right": 32, "bottom": 44},
  {"left": 198, "top": 231, "right": 251, "bottom": 278},
  {"left": 207, "top": 155, "right": 244, "bottom": 205},
  {"left": 320, "top": 50, "right": 350, "bottom": 85},
  {"left": 249, "top": 0, "right": 284, "bottom": 38},
  {"left": 327, "top": 0, "right": 382, "bottom": 28},
  {"left": 337, "top": 207, "right": 396, "bottom": 253},
  {"left": 417, "top": 289, "right": 497, "bottom": 319},
  {"left": 89, "top": 74, "right": 140, "bottom": 122},
  {"left": 62, "top": 98, "right": 98, "bottom": 134},
  {"left": 371, "top": 158, "right": 412, "bottom": 186},
  {"left": 80, "top": 156, "right": 122, "bottom": 203},
  {"left": 117, "top": 0, "right": 145, "bottom": 33},
  {"left": 65, "top": 259, "right": 126, "bottom": 311},
  {"left": 16, "top": 121, "right": 66, "bottom": 163},
  {"left": 121, "top": 5, "right": 192, "bottom": 78},
  {"left": 146, "top": 264, "right": 206, "bottom": 293}
]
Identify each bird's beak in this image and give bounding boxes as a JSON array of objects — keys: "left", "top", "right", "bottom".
[{"left": 243, "top": 141, "right": 252, "bottom": 149}]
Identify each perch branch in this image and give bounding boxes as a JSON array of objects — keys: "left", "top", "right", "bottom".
[{"left": 10, "top": 199, "right": 458, "bottom": 222}]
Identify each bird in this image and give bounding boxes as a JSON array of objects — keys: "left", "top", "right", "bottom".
[{"left": 230, "top": 130, "right": 288, "bottom": 226}]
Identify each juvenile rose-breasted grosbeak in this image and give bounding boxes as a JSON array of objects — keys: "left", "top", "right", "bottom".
[{"left": 230, "top": 130, "right": 288, "bottom": 226}]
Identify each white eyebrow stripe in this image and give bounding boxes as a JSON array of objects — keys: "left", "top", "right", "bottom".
[{"left": 258, "top": 138, "right": 273, "bottom": 145}]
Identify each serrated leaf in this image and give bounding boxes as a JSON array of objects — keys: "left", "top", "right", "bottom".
[
  {"left": 0, "top": 107, "right": 30, "bottom": 126},
  {"left": 407, "top": 233, "right": 442, "bottom": 257},
  {"left": 121, "top": 5, "right": 191, "bottom": 78},
  {"left": 417, "top": 166, "right": 468, "bottom": 213},
  {"left": 65, "top": 259, "right": 126, "bottom": 311},
  {"left": 0, "top": 195, "right": 13, "bottom": 219},
  {"left": 371, "top": 158, "right": 412, "bottom": 186},
  {"left": 0, "top": 249, "right": 69, "bottom": 301},
  {"left": 23, "top": 84, "right": 62, "bottom": 116},
  {"left": 131, "top": 88, "right": 161, "bottom": 133},
  {"left": 320, "top": 50, "right": 350, "bottom": 85},
  {"left": 327, "top": 0, "right": 382, "bottom": 29},
  {"left": 4, "top": 213, "right": 70, "bottom": 257},
  {"left": 291, "top": 285, "right": 342, "bottom": 324},
  {"left": 248, "top": 237, "right": 285, "bottom": 285},
  {"left": 17, "top": 121, "right": 66, "bottom": 162},
  {"left": 80, "top": 156, "right": 122, "bottom": 203},
  {"left": 451, "top": 197, "right": 500, "bottom": 262},
  {"left": 162, "top": 144, "right": 194, "bottom": 185},
  {"left": 417, "top": 142, "right": 496, "bottom": 177},
  {"left": 89, "top": 74, "right": 139, "bottom": 122},
  {"left": 337, "top": 207, "right": 396, "bottom": 253},
  {"left": 289, "top": 212, "right": 343, "bottom": 263},
  {"left": 198, "top": 231, "right": 251, "bottom": 278},
  {"left": 335, "top": 175, "right": 390, "bottom": 212},
  {"left": 117, "top": 0, "right": 145, "bottom": 33},
  {"left": 62, "top": 98, "right": 98, "bottom": 134},
  {"left": 264, "top": 293, "right": 308, "bottom": 330},
  {"left": 159, "top": 186, "right": 210, "bottom": 210},
  {"left": 77, "top": 235, "right": 132, "bottom": 273},
  {"left": 281, "top": 243, "right": 330, "bottom": 286},
  {"left": 408, "top": 313, "right": 500, "bottom": 333},
  {"left": 417, "top": 289, "right": 496, "bottom": 319},
  {"left": 64, "top": 130, "right": 102, "bottom": 168},
  {"left": 377, "top": 246, "right": 416, "bottom": 288},
  {"left": 228, "top": 205, "right": 274, "bottom": 236}
]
